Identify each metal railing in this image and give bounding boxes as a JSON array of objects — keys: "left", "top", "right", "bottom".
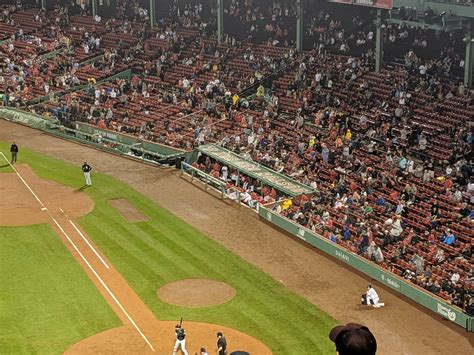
[{"left": 180, "top": 162, "right": 227, "bottom": 199}]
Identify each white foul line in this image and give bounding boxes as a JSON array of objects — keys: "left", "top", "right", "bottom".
[
  {"left": 1, "top": 152, "right": 44, "bottom": 207},
  {"left": 51, "top": 217, "right": 155, "bottom": 351},
  {"left": 69, "top": 219, "right": 110, "bottom": 269},
  {"left": 59, "top": 208, "right": 110, "bottom": 270},
  {"left": 0, "top": 152, "right": 155, "bottom": 351}
]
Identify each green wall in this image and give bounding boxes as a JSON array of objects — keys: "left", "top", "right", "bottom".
[{"left": 258, "top": 205, "right": 473, "bottom": 331}]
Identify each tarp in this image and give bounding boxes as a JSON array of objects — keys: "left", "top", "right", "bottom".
[{"left": 0, "top": 108, "right": 59, "bottom": 130}]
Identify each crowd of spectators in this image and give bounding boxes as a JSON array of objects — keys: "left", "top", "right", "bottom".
[{"left": 1, "top": 0, "right": 473, "bottom": 314}]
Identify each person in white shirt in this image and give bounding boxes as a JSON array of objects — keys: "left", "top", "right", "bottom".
[
  {"left": 366, "top": 285, "right": 385, "bottom": 308},
  {"left": 419, "top": 64, "right": 427, "bottom": 75},
  {"left": 242, "top": 191, "right": 252, "bottom": 205},
  {"left": 385, "top": 215, "right": 403, "bottom": 238},
  {"left": 315, "top": 72, "right": 321, "bottom": 84},
  {"left": 221, "top": 165, "right": 228, "bottom": 181},
  {"left": 445, "top": 165, "right": 453, "bottom": 176},
  {"left": 451, "top": 271, "right": 460, "bottom": 284}
]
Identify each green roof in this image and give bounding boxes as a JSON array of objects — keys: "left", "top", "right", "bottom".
[{"left": 198, "top": 144, "right": 315, "bottom": 196}]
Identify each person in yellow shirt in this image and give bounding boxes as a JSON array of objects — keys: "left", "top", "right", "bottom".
[
  {"left": 256, "top": 84, "right": 265, "bottom": 98},
  {"left": 281, "top": 199, "right": 293, "bottom": 210},
  {"left": 345, "top": 128, "right": 352, "bottom": 141},
  {"left": 232, "top": 93, "right": 239, "bottom": 106},
  {"left": 308, "top": 135, "right": 316, "bottom": 148}
]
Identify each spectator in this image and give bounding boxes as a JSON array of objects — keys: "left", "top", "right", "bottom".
[{"left": 441, "top": 228, "right": 455, "bottom": 246}]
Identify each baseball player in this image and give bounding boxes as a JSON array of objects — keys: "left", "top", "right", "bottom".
[
  {"left": 216, "top": 332, "right": 227, "bottom": 355},
  {"left": 173, "top": 324, "right": 188, "bottom": 355},
  {"left": 81, "top": 162, "right": 92, "bottom": 187},
  {"left": 221, "top": 165, "right": 228, "bottom": 181},
  {"left": 366, "top": 285, "right": 385, "bottom": 308}
]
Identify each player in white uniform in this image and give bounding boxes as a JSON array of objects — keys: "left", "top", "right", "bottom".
[
  {"left": 221, "top": 165, "right": 228, "bottom": 181},
  {"left": 82, "top": 162, "right": 92, "bottom": 186},
  {"left": 366, "top": 285, "right": 385, "bottom": 308},
  {"left": 172, "top": 324, "right": 188, "bottom": 355}
]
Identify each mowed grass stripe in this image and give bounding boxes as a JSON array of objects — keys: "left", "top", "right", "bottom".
[
  {"left": 83, "top": 209, "right": 332, "bottom": 352},
  {"left": 0, "top": 224, "right": 120, "bottom": 354},
  {"left": 84, "top": 212, "right": 192, "bottom": 278},
  {"left": 0, "top": 142, "right": 337, "bottom": 354},
  {"left": 79, "top": 216, "right": 172, "bottom": 284},
  {"left": 82, "top": 206, "right": 334, "bottom": 352},
  {"left": 85, "top": 205, "right": 229, "bottom": 279}
]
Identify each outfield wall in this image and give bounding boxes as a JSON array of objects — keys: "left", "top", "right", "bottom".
[
  {"left": 0, "top": 109, "right": 187, "bottom": 161},
  {"left": 74, "top": 122, "right": 186, "bottom": 158},
  {"left": 258, "top": 205, "right": 474, "bottom": 331}
]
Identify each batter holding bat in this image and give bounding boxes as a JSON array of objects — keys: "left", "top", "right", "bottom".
[{"left": 173, "top": 318, "right": 188, "bottom": 355}]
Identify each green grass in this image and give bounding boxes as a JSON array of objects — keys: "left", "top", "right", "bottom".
[
  {"left": 0, "top": 225, "right": 120, "bottom": 354},
  {"left": 0, "top": 154, "right": 13, "bottom": 172},
  {"left": 0, "top": 141, "right": 338, "bottom": 354}
]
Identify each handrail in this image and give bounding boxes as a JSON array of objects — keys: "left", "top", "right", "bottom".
[{"left": 180, "top": 162, "right": 227, "bottom": 199}]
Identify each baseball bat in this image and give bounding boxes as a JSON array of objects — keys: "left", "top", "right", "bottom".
[{"left": 179, "top": 317, "right": 183, "bottom": 327}]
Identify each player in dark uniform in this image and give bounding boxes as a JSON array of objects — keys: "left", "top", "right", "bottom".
[
  {"left": 173, "top": 324, "right": 188, "bottom": 355},
  {"left": 216, "top": 332, "right": 227, "bottom": 355},
  {"left": 81, "top": 162, "right": 92, "bottom": 186},
  {"left": 10, "top": 142, "right": 18, "bottom": 164}
]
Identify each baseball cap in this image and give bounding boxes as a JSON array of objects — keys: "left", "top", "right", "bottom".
[{"left": 329, "top": 323, "right": 377, "bottom": 355}]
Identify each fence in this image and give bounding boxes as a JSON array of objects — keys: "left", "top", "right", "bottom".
[
  {"left": 258, "top": 204, "right": 474, "bottom": 331},
  {"left": 0, "top": 108, "right": 186, "bottom": 163},
  {"left": 74, "top": 122, "right": 186, "bottom": 158},
  {"left": 180, "top": 162, "right": 227, "bottom": 198}
]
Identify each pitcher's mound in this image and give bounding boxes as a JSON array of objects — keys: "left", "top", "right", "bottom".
[{"left": 157, "top": 279, "right": 236, "bottom": 307}]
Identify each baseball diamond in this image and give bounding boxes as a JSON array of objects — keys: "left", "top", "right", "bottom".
[{"left": 1, "top": 0, "right": 474, "bottom": 354}]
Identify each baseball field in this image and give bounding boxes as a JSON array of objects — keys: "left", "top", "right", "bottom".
[
  {"left": 1, "top": 119, "right": 473, "bottom": 355},
  {"left": 0, "top": 139, "right": 337, "bottom": 354}
]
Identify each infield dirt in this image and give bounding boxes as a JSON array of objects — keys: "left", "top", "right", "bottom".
[
  {"left": 0, "top": 164, "right": 270, "bottom": 354},
  {"left": 1, "top": 119, "right": 473, "bottom": 354}
]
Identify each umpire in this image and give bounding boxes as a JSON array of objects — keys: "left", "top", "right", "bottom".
[
  {"left": 216, "top": 332, "right": 227, "bottom": 355},
  {"left": 10, "top": 142, "right": 18, "bottom": 164}
]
